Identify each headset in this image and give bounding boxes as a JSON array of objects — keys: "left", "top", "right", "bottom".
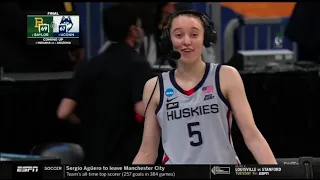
[
  {"left": 158, "top": 9, "right": 217, "bottom": 56},
  {"left": 143, "top": 10, "right": 217, "bottom": 117}
]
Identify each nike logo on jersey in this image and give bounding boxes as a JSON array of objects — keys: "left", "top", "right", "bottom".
[{"left": 166, "top": 97, "right": 178, "bottom": 102}]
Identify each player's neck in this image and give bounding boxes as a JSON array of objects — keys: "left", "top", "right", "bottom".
[{"left": 176, "top": 60, "right": 206, "bottom": 81}]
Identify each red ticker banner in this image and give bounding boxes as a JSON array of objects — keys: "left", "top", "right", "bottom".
[{"left": 3, "top": 163, "right": 309, "bottom": 179}]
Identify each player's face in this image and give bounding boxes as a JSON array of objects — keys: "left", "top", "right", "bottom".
[{"left": 170, "top": 15, "right": 204, "bottom": 64}]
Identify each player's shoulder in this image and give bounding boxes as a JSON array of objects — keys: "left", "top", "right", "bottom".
[
  {"left": 144, "top": 68, "right": 174, "bottom": 91},
  {"left": 144, "top": 76, "right": 159, "bottom": 90},
  {"left": 219, "top": 64, "right": 241, "bottom": 78},
  {"left": 219, "top": 65, "right": 244, "bottom": 89}
]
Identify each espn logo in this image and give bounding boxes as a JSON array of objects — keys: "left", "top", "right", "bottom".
[{"left": 17, "top": 166, "right": 38, "bottom": 173}]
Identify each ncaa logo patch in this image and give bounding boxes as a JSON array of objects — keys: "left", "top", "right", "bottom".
[{"left": 165, "top": 88, "right": 174, "bottom": 97}]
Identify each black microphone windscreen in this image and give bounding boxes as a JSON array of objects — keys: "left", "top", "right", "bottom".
[{"left": 169, "top": 51, "right": 181, "bottom": 60}]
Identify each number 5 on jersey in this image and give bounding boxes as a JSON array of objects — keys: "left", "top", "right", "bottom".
[{"left": 187, "top": 122, "right": 203, "bottom": 146}]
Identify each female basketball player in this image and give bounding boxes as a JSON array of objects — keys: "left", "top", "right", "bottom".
[{"left": 133, "top": 10, "right": 277, "bottom": 164}]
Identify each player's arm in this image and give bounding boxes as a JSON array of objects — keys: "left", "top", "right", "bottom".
[
  {"left": 221, "top": 65, "right": 277, "bottom": 164},
  {"left": 133, "top": 77, "right": 161, "bottom": 164}
]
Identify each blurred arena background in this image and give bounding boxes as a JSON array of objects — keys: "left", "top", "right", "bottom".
[{"left": 76, "top": 2, "right": 296, "bottom": 62}]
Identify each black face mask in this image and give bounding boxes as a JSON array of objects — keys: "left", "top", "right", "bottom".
[{"left": 133, "top": 26, "right": 145, "bottom": 51}]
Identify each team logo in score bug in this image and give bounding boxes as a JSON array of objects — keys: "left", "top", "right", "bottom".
[
  {"left": 165, "top": 88, "right": 174, "bottom": 97},
  {"left": 52, "top": 16, "right": 80, "bottom": 38}
]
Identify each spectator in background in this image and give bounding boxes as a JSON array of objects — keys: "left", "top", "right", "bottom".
[
  {"left": 98, "top": 2, "right": 182, "bottom": 64},
  {"left": 0, "top": 2, "right": 84, "bottom": 72},
  {"left": 98, "top": 2, "right": 217, "bottom": 67},
  {"left": 98, "top": 2, "right": 156, "bottom": 57},
  {"left": 57, "top": 4, "right": 154, "bottom": 164}
]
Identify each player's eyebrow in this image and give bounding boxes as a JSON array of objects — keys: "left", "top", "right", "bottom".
[
  {"left": 173, "top": 28, "right": 182, "bottom": 32},
  {"left": 173, "top": 27, "right": 200, "bottom": 32},
  {"left": 191, "top": 27, "right": 200, "bottom": 31}
]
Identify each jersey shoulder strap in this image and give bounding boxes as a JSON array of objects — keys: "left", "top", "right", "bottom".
[
  {"left": 156, "top": 70, "right": 172, "bottom": 114},
  {"left": 144, "top": 74, "right": 162, "bottom": 117}
]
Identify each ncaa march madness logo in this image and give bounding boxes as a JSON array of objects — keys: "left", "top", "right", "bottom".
[{"left": 165, "top": 88, "right": 174, "bottom": 97}]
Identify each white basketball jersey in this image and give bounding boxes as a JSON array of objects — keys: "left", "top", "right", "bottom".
[{"left": 156, "top": 63, "right": 240, "bottom": 164}]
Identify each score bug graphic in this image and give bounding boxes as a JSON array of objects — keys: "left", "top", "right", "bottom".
[
  {"left": 39, "top": 24, "right": 50, "bottom": 33},
  {"left": 28, "top": 15, "right": 79, "bottom": 36},
  {"left": 59, "top": 24, "right": 67, "bottom": 33},
  {"left": 27, "top": 16, "right": 53, "bottom": 37},
  {"left": 53, "top": 16, "right": 80, "bottom": 37},
  {"left": 27, "top": 12, "right": 80, "bottom": 45}
]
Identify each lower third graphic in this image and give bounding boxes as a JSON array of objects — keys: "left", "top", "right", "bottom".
[{"left": 17, "top": 166, "right": 38, "bottom": 173}]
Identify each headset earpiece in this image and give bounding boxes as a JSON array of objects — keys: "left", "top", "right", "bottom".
[
  {"left": 158, "top": 10, "right": 217, "bottom": 55},
  {"left": 159, "top": 28, "right": 171, "bottom": 56},
  {"left": 203, "top": 15, "right": 217, "bottom": 47}
]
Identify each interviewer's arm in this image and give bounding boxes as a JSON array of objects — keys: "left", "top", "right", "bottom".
[
  {"left": 57, "top": 61, "right": 88, "bottom": 124},
  {"left": 130, "top": 57, "right": 154, "bottom": 116},
  {"left": 133, "top": 77, "right": 161, "bottom": 164},
  {"left": 57, "top": 98, "right": 80, "bottom": 124},
  {"left": 57, "top": 98, "right": 76, "bottom": 120},
  {"left": 221, "top": 65, "right": 277, "bottom": 164}
]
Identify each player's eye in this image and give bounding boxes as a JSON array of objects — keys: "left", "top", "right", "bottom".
[
  {"left": 191, "top": 33, "right": 198, "bottom": 37},
  {"left": 175, "top": 34, "right": 183, "bottom": 38}
]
